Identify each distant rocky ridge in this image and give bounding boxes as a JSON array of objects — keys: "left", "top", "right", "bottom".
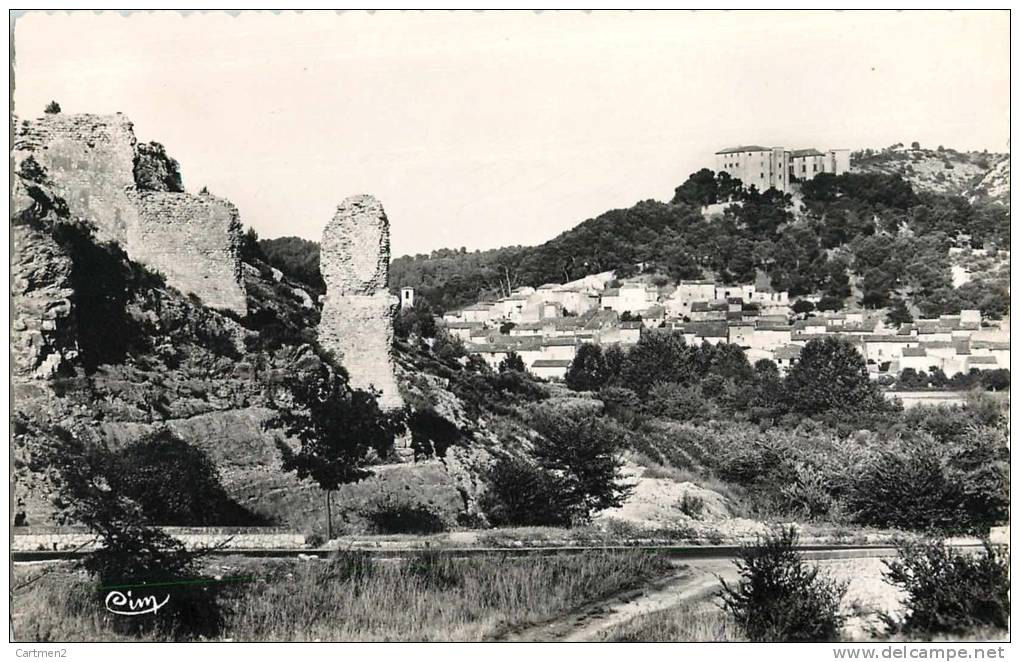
[
  {"left": 13, "top": 112, "right": 247, "bottom": 314},
  {"left": 852, "top": 145, "right": 1010, "bottom": 204}
]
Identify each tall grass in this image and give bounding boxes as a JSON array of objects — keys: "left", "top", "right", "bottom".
[
  {"left": 13, "top": 551, "right": 672, "bottom": 642},
  {"left": 597, "top": 605, "right": 746, "bottom": 642}
]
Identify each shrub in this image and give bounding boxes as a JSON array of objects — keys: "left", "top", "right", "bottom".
[
  {"left": 362, "top": 499, "right": 447, "bottom": 534},
  {"left": 678, "top": 493, "right": 705, "bottom": 519},
  {"left": 44, "top": 100, "right": 61, "bottom": 114},
  {"left": 719, "top": 526, "right": 848, "bottom": 642},
  {"left": 846, "top": 429, "right": 1008, "bottom": 533},
  {"left": 644, "top": 382, "right": 712, "bottom": 421},
  {"left": 481, "top": 455, "right": 572, "bottom": 527},
  {"left": 882, "top": 540, "right": 1009, "bottom": 636},
  {"left": 497, "top": 351, "right": 526, "bottom": 373},
  {"left": 530, "top": 404, "right": 633, "bottom": 523},
  {"left": 325, "top": 549, "right": 377, "bottom": 584}
]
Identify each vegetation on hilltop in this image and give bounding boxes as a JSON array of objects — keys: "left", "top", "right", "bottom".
[
  {"left": 260, "top": 166, "right": 1008, "bottom": 318},
  {"left": 852, "top": 143, "right": 1010, "bottom": 204}
]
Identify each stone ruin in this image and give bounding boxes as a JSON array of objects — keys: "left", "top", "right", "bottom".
[
  {"left": 318, "top": 195, "right": 404, "bottom": 411},
  {"left": 13, "top": 112, "right": 247, "bottom": 315}
]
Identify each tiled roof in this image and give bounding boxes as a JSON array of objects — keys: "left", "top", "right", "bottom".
[
  {"left": 687, "top": 321, "right": 728, "bottom": 338},
  {"left": 789, "top": 148, "right": 825, "bottom": 157},
  {"left": 716, "top": 145, "right": 771, "bottom": 154},
  {"left": 532, "top": 359, "right": 573, "bottom": 368},
  {"left": 775, "top": 345, "right": 802, "bottom": 360},
  {"left": 865, "top": 335, "right": 917, "bottom": 343},
  {"left": 973, "top": 341, "right": 1010, "bottom": 350},
  {"left": 620, "top": 321, "right": 643, "bottom": 330},
  {"left": 542, "top": 337, "right": 580, "bottom": 347},
  {"left": 755, "top": 322, "right": 792, "bottom": 331},
  {"left": 902, "top": 347, "right": 928, "bottom": 357},
  {"left": 969, "top": 356, "right": 998, "bottom": 364}
]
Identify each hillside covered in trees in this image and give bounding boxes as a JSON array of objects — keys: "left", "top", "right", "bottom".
[{"left": 262, "top": 165, "right": 1010, "bottom": 319}]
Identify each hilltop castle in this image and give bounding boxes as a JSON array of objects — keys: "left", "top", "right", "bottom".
[{"left": 715, "top": 145, "right": 851, "bottom": 193}]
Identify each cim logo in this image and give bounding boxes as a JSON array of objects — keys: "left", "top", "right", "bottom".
[{"left": 104, "top": 590, "right": 170, "bottom": 616}]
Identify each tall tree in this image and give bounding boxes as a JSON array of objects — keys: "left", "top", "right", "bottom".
[
  {"left": 783, "top": 337, "right": 889, "bottom": 422},
  {"left": 274, "top": 363, "right": 399, "bottom": 539}
]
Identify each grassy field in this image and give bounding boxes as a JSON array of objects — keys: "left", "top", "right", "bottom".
[{"left": 13, "top": 550, "right": 673, "bottom": 642}]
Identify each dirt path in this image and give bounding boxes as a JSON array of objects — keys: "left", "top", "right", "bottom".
[{"left": 493, "top": 559, "right": 736, "bottom": 642}]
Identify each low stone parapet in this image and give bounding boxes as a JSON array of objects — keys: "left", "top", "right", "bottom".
[{"left": 12, "top": 527, "right": 307, "bottom": 551}]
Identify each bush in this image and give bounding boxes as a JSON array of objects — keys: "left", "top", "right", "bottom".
[
  {"left": 719, "top": 526, "right": 848, "bottom": 641},
  {"left": 530, "top": 404, "right": 633, "bottom": 523},
  {"left": 498, "top": 351, "right": 526, "bottom": 373},
  {"left": 326, "top": 549, "right": 377, "bottom": 584},
  {"left": 44, "top": 100, "right": 61, "bottom": 114},
  {"left": 362, "top": 500, "right": 447, "bottom": 534},
  {"left": 882, "top": 540, "right": 1009, "bottom": 636},
  {"left": 481, "top": 455, "right": 572, "bottom": 527},
  {"left": 846, "top": 429, "right": 1009, "bottom": 533}
]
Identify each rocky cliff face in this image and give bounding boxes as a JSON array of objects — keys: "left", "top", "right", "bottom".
[
  {"left": 319, "top": 195, "right": 404, "bottom": 410},
  {"left": 11, "top": 177, "right": 79, "bottom": 382},
  {"left": 13, "top": 112, "right": 246, "bottom": 315},
  {"left": 11, "top": 118, "right": 517, "bottom": 535}
]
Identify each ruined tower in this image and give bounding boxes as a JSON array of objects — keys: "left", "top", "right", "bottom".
[
  {"left": 13, "top": 112, "right": 247, "bottom": 315},
  {"left": 318, "top": 195, "right": 404, "bottom": 410}
]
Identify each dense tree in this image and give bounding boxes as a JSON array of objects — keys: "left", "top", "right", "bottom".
[
  {"left": 565, "top": 343, "right": 610, "bottom": 392},
  {"left": 621, "top": 331, "right": 694, "bottom": 397},
  {"left": 791, "top": 300, "right": 815, "bottom": 316},
  {"left": 497, "top": 351, "right": 526, "bottom": 373},
  {"left": 259, "top": 236, "right": 325, "bottom": 292},
  {"left": 394, "top": 299, "right": 438, "bottom": 339},
  {"left": 529, "top": 404, "right": 633, "bottom": 523},
  {"left": 886, "top": 298, "right": 914, "bottom": 326},
  {"left": 783, "top": 337, "right": 890, "bottom": 421},
  {"left": 44, "top": 100, "right": 61, "bottom": 114}
]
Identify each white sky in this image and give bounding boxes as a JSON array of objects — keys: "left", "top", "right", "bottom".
[{"left": 12, "top": 10, "right": 1010, "bottom": 257}]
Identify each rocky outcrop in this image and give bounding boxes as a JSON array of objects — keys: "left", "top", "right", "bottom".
[
  {"left": 11, "top": 176, "right": 79, "bottom": 381},
  {"left": 13, "top": 113, "right": 246, "bottom": 315},
  {"left": 133, "top": 141, "right": 184, "bottom": 193},
  {"left": 319, "top": 195, "right": 404, "bottom": 410}
]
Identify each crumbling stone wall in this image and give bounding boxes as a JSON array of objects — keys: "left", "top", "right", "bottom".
[
  {"left": 13, "top": 113, "right": 246, "bottom": 315},
  {"left": 132, "top": 191, "right": 246, "bottom": 313},
  {"left": 319, "top": 195, "right": 404, "bottom": 410},
  {"left": 14, "top": 113, "right": 139, "bottom": 242}
]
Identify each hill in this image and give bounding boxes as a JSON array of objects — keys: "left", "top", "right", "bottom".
[
  {"left": 261, "top": 162, "right": 1008, "bottom": 318},
  {"left": 851, "top": 143, "right": 1010, "bottom": 204}
]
